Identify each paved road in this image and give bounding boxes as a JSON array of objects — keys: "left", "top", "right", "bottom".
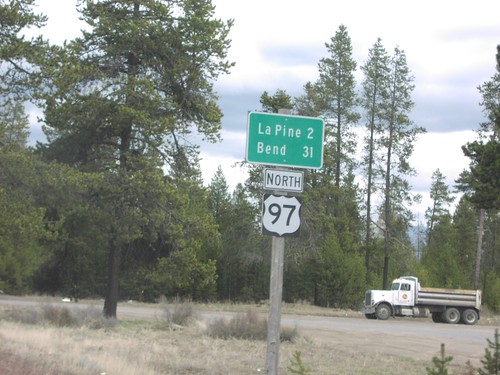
[{"left": 1, "top": 296, "right": 498, "bottom": 366}]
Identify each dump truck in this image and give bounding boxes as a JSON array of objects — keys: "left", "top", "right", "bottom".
[{"left": 362, "top": 276, "right": 481, "bottom": 325}]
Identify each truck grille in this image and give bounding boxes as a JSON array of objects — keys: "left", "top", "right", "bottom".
[{"left": 365, "top": 291, "right": 372, "bottom": 306}]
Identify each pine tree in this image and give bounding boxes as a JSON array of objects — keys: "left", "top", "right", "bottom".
[
  {"left": 260, "top": 89, "right": 293, "bottom": 113},
  {"left": 456, "top": 45, "right": 500, "bottom": 297},
  {"left": 287, "top": 351, "right": 311, "bottom": 375},
  {"left": 207, "top": 165, "right": 231, "bottom": 223},
  {"left": 0, "top": 99, "right": 29, "bottom": 151},
  {"left": 37, "top": 0, "right": 233, "bottom": 317},
  {"left": 287, "top": 27, "right": 364, "bottom": 293},
  {"left": 479, "top": 329, "right": 500, "bottom": 375},
  {"left": 452, "top": 197, "right": 477, "bottom": 286},
  {"left": 425, "top": 169, "right": 455, "bottom": 247},
  {"left": 315, "top": 24, "right": 359, "bottom": 191},
  {"left": 312, "top": 25, "right": 362, "bottom": 254},
  {"left": 459, "top": 45, "right": 500, "bottom": 210},
  {"left": 359, "top": 38, "right": 390, "bottom": 281},
  {"left": 426, "top": 343, "right": 453, "bottom": 375},
  {"left": 378, "top": 46, "right": 425, "bottom": 288}
]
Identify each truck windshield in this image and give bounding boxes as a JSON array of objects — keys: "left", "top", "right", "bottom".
[{"left": 391, "top": 283, "right": 400, "bottom": 290}]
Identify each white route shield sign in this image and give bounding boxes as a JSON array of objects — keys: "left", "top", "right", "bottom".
[{"left": 262, "top": 194, "right": 301, "bottom": 237}]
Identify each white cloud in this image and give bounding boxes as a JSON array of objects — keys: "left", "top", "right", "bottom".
[
  {"left": 408, "top": 131, "right": 475, "bottom": 221},
  {"left": 32, "top": 1, "right": 84, "bottom": 45},
  {"left": 199, "top": 152, "right": 246, "bottom": 191},
  {"left": 410, "top": 131, "right": 474, "bottom": 191}
]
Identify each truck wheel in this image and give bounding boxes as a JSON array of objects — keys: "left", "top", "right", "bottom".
[
  {"left": 431, "top": 312, "right": 442, "bottom": 323},
  {"left": 461, "top": 309, "right": 478, "bottom": 325},
  {"left": 375, "top": 304, "right": 391, "bottom": 320},
  {"left": 443, "top": 307, "right": 461, "bottom": 324}
]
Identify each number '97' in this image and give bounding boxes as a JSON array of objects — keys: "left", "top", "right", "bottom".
[{"left": 268, "top": 203, "right": 296, "bottom": 225}]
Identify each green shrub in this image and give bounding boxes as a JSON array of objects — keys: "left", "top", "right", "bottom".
[
  {"left": 287, "top": 351, "right": 311, "bottom": 374},
  {"left": 1, "top": 306, "right": 41, "bottom": 325},
  {"left": 478, "top": 329, "right": 500, "bottom": 375},
  {"left": 207, "top": 310, "right": 267, "bottom": 340},
  {"left": 280, "top": 325, "right": 299, "bottom": 342},
  {"left": 72, "top": 305, "right": 117, "bottom": 329},
  {"left": 1, "top": 304, "right": 116, "bottom": 329},
  {"left": 426, "top": 343, "right": 453, "bottom": 375},
  {"left": 156, "top": 299, "right": 195, "bottom": 329},
  {"left": 41, "top": 304, "right": 74, "bottom": 326},
  {"left": 206, "top": 310, "right": 298, "bottom": 342},
  {"left": 144, "top": 250, "right": 218, "bottom": 302}
]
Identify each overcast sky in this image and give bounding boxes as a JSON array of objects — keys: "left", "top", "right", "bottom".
[{"left": 29, "top": 0, "right": 499, "bottom": 221}]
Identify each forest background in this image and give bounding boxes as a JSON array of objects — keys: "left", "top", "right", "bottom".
[{"left": 0, "top": 0, "right": 499, "bottom": 318}]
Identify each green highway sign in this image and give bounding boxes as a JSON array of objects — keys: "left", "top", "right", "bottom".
[{"left": 246, "top": 112, "right": 324, "bottom": 169}]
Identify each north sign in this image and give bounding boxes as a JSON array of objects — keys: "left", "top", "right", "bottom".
[
  {"left": 246, "top": 111, "right": 324, "bottom": 169},
  {"left": 263, "top": 169, "right": 304, "bottom": 193}
]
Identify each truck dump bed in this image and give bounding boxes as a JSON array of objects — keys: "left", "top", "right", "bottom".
[{"left": 417, "top": 287, "right": 481, "bottom": 309}]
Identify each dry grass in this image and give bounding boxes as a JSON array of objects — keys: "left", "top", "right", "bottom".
[
  {"left": 198, "top": 300, "right": 359, "bottom": 318},
  {"left": 0, "top": 299, "right": 497, "bottom": 374},
  {"left": 0, "top": 320, "right": 267, "bottom": 374},
  {"left": 1, "top": 303, "right": 116, "bottom": 329},
  {"left": 205, "top": 309, "right": 298, "bottom": 342},
  {"left": 155, "top": 300, "right": 196, "bottom": 330},
  {"left": 0, "top": 317, "right": 440, "bottom": 375}
]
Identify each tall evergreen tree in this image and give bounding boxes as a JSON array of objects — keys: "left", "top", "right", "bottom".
[
  {"left": 459, "top": 45, "right": 499, "bottom": 210},
  {"left": 421, "top": 216, "right": 467, "bottom": 288},
  {"left": 208, "top": 165, "right": 231, "bottom": 224},
  {"left": 0, "top": 2, "right": 52, "bottom": 293},
  {"left": 360, "top": 38, "right": 390, "bottom": 281},
  {"left": 361, "top": 42, "right": 425, "bottom": 287},
  {"left": 0, "top": 99, "right": 29, "bottom": 151},
  {"left": 378, "top": 46, "right": 425, "bottom": 288},
  {"left": 457, "top": 45, "right": 500, "bottom": 298},
  {"left": 37, "top": 0, "right": 233, "bottom": 317},
  {"left": 314, "top": 25, "right": 362, "bottom": 252},
  {"left": 315, "top": 24, "right": 359, "bottom": 191},
  {"left": 452, "top": 197, "right": 477, "bottom": 286},
  {"left": 425, "top": 169, "right": 455, "bottom": 247},
  {"left": 282, "top": 29, "right": 365, "bottom": 303}
]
